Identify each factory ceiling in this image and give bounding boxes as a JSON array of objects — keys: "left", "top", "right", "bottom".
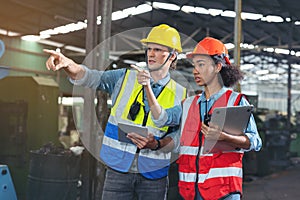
[{"left": 1, "top": 0, "right": 300, "bottom": 90}]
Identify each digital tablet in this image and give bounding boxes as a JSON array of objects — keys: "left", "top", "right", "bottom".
[
  {"left": 118, "top": 122, "right": 148, "bottom": 143},
  {"left": 203, "top": 105, "right": 253, "bottom": 154}
]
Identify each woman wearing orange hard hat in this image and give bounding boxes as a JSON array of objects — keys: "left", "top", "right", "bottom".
[
  {"left": 148, "top": 37, "right": 262, "bottom": 200},
  {"left": 176, "top": 37, "right": 262, "bottom": 200}
]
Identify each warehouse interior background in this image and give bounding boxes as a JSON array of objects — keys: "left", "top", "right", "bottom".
[{"left": 1, "top": 0, "right": 300, "bottom": 199}]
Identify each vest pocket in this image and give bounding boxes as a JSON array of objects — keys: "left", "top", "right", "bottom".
[
  {"left": 178, "top": 181, "right": 195, "bottom": 200},
  {"left": 200, "top": 176, "right": 229, "bottom": 189},
  {"left": 199, "top": 178, "right": 230, "bottom": 200}
]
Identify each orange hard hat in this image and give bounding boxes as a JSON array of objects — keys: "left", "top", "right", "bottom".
[{"left": 186, "top": 37, "right": 230, "bottom": 64}]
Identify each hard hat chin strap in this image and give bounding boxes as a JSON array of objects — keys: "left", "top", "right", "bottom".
[{"left": 145, "top": 50, "right": 176, "bottom": 72}]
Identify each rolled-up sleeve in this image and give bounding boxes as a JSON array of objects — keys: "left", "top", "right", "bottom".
[
  {"left": 151, "top": 105, "right": 182, "bottom": 127},
  {"left": 69, "top": 65, "right": 126, "bottom": 95},
  {"left": 239, "top": 98, "right": 262, "bottom": 152},
  {"left": 243, "top": 114, "right": 262, "bottom": 151},
  {"left": 69, "top": 65, "right": 104, "bottom": 90}
]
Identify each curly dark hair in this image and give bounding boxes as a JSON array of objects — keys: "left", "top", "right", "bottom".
[
  {"left": 219, "top": 64, "right": 244, "bottom": 87},
  {"left": 210, "top": 55, "right": 244, "bottom": 87}
]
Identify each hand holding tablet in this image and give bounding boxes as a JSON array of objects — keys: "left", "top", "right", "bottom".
[
  {"left": 203, "top": 105, "right": 253, "bottom": 153},
  {"left": 118, "top": 122, "right": 148, "bottom": 143}
]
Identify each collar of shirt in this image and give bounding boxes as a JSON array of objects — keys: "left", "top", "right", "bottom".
[
  {"left": 197, "top": 86, "right": 229, "bottom": 104},
  {"left": 197, "top": 87, "right": 229, "bottom": 119},
  {"left": 150, "top": 72, "right": 170, "bottom": 88},
  {"left": 143, "top": 73, "right": 170, "bottom": 113}
]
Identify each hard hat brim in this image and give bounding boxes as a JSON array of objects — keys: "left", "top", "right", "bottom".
[{"left": 140, "top": 38, "right": 182, "bottom": 53}]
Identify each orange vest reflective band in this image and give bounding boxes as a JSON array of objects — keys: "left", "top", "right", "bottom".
[{"left": 178, "top": 90, "right": 244, "bottom": 200}]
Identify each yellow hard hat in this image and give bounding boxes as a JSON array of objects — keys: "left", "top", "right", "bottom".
[{"left": 140, "top": 24, "right": 182, "bottom": 53}]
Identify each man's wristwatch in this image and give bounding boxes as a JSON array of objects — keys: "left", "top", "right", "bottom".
[{"left": 152, "top": 139, "right": 161, "bottom": 151}]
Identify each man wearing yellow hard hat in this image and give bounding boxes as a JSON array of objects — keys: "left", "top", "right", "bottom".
[{"left": 44, "top": 24, "right": 186, "bottom": 200}]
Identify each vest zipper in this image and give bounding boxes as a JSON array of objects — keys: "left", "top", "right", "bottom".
[
  {"left": 136, "top": 106, "right": 148, "bottom": 154},
  {"left": 195, "top": 102, "right": 204, "bottom": 199},
  {"left": 194, "top": 130, "right": 202, "bottom": 200}
]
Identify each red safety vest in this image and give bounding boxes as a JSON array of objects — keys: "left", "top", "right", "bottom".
[{"left": 178, "top": 90, "right": 244, "bottom": 200}]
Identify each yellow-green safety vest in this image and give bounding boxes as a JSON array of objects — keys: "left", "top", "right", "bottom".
[{"left": 100, "top": 69, "right": 186, "bottom": 179}]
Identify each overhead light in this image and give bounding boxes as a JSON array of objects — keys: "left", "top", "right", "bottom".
[
  {"left": 262, "top": 15, "right": 284, "bottom": 23},
  {"left": 225, "top": 43, "right": 234, "bottom": 50},
  {"left": 130, "top": 4, "right": 152, "bottom": 15},
  {"left": 194, "top": 7, "right": 209, "bottom": 15},
  {"left": 275, "top": 48, "right": 290, "bottom": 55},
  {"left": 181, "top": 6, "right": 195, "bottom": 13},
  {"left": 7, "top": 31, "right": 20, "bottom": 37},
  {"left": 241, "top": 64, "right": 255, "bottom": 70},
  {"left": 292, "top": 64, "right": 300, "bottom": 69},
  {"left": 54, "top": 24, "right": 73, "bottom": 34},
  {"left": 40, "top": 29, "right": 59, "bottom": 36},
  {"left": 39, "top": 33, "right": 51, "bottom": 39},
  {"left": 208, "top": 9, "right": 223, "bottom": 16},
  {"left": 112, "top": 11, "right": 128, "bottom": 21},
  {"left": 291, "top": 50, "right": 296, "bottom": 56},
  {"left": 39, "top": 21, "right": 87, "bottom": 37},
  {"left": 258, "top": 76, "right": 268, "bottom": 81},
  {"left": 152, "top": 2, "right": 180, "bottom": 11},
  {"left": 0, "top": 28, "right": 20, "bottom": 36},
  {"left": 241, "top": 12, "right": 263, "bottom": 20},
  {"left": 21, "top": 35, "right": 40, "bottom": 41},
  {"left": 263, "top": 48, "right": 275, "bottom": 53},
  {"left": 112, "top": 4, "right": 152, "bottom": 21},
  {"left": 241, "top": 43, "right": 255, "bottom": 49},
  {"left": 267, "top": 74, "right": 280, "bottom": 79},
  {"left": 256, "top": 69, "right": 269, "bottom": 75},
  {"left": 258, "top": 74, "right": 279, "bottom": 80},
  {"left": 295, "top": 21, "right": 300, "bottom": 25},
  {"left": 221, "top": 11, "right": 236, "bottom": 18}
]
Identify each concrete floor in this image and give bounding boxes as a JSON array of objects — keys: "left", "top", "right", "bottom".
[{"left": 243, "top": 162, "right": 300, "bottom": 200}]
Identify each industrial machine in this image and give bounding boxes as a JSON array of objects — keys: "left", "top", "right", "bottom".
[{"left": 264, "top": 113, "right": 292, "bottom": 169}]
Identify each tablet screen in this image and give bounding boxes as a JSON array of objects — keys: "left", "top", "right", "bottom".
[
  {"left": 203, "top": 105, "right": 253, "bottom": 153},
  {"left": 118, "top": 122, "right": 148, "bottom": 143}
]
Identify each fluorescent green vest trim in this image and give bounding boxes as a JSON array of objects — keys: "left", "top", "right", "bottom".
[{"left": 111, "top": 69, "right": 186, "bottom": 135}]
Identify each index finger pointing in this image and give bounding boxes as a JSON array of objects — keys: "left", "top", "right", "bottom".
[
  {"left": 43, "top": 49, "right": 60, "bottom": 57},
  {"left": 130, "top": 64, "right": 142, "bottom": 72}
]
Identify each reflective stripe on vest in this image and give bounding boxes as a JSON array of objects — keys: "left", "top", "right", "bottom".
[
  {"left": 178, "top": 90, "right": 244, "bottom": 200},
  {"left": 100, "top": 69, "right": 186, "bottom": 179},
  {"left": 179, "top": 167, "right": 243, "bottom": 183}
]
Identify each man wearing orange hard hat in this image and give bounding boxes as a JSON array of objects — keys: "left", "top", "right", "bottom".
[
  {"left": 149, "top": 37, "right": 262, "bottom": 200},
  {"left": 44, "top": 24, "right": 186, "bottom": 200}
]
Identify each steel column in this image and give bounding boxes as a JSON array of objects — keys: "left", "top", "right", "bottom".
[{"left": 234, "top": 0, "right": 242, "bottom": 92}]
